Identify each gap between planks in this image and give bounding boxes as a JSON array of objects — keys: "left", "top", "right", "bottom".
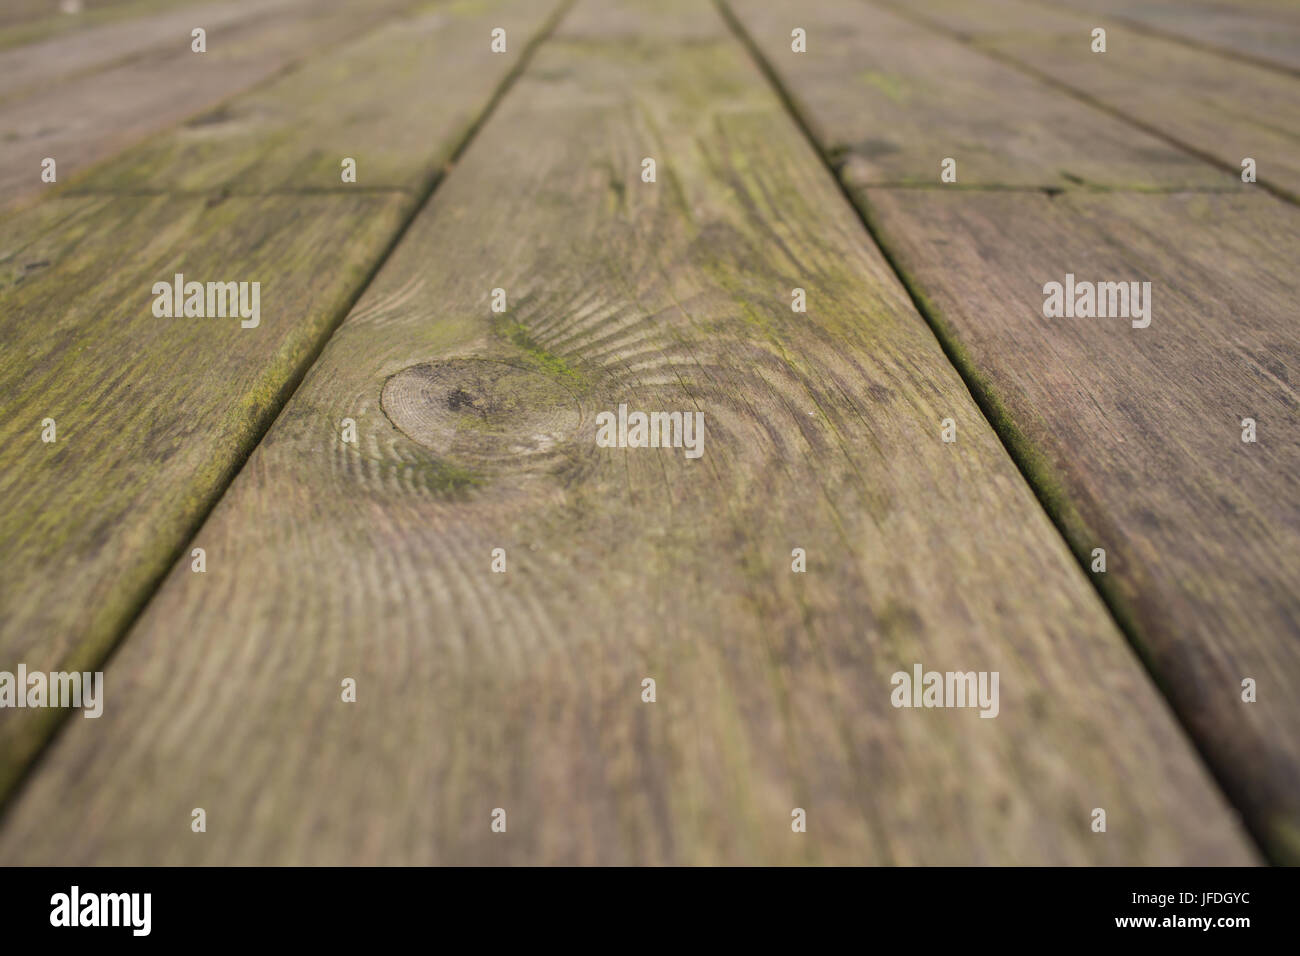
[
  {"left": 0, "top": 0, "right": 417, "bottom": 213},
  {"left": 864, "top": 0, "right": 1300, "bottom": 207},
  {"left": 713, "top": 0, "right": 1276, "bottom": 862},
  {"left": 0, "top": 0, "right": 577, "bottom": 818},
  {"left": 0, "top": 0, "right": 1257, "bottom": 866}
]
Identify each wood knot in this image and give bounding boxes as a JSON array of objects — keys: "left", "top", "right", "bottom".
[
  {"left": 445, "top": 386, "right": 480, "bottom": 414},
  {"left": 381, "top": 359, "right": 583, "bottom": 474}
]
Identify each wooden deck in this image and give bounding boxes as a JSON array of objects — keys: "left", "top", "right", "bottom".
[{"left": 0, "top": 0, "right": 1295, "bottom": 865}]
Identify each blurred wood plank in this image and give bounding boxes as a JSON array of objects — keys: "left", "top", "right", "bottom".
[
  {"left": 0, "top": 0, "right": 415, "bottom": 211},
  {"left": 0, "top": 0, "right": 211, "bottom": 46},
  {"left": 876, "top": 0, "right": 1300, "bottom": 202},
  {"left": 724, "top": 0, "right": 1232, "bottom": 190},
  {"left": 0, "top": 0, "right": 569, "bottom": 801},
  {"left": 1045, "top": 0, "right": 1300, "bottom": 74},
  {"left": 0, "top": 0, "right": 1255, "bottom": 866},
  {"left": 726, "top": 0, "right": 1300, "bottom": 863},
  {"left": 0, "top": 0, "right": 304, "bottom": 98},
  {"left": 67, "top": 1, "right": 552, "bottom": 194}
]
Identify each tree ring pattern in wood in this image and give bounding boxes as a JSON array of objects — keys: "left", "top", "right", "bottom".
[{"left": 380, "top": 358, "right": 583, "bottom": 475}]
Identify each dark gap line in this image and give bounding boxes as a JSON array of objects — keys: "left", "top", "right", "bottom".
[
  {"left": 0, "top": 0, "right": 576, "bottom": 822},
  {"left": 714, "top": 0, "right": 1273, "bottom": 863}
]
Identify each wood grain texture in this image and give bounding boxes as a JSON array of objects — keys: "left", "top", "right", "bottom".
[
  {"left": 0, "top": 0, "right": 568, "bottom": 800},
  {"left": 867, "top": 188, "right": 1300, "bottom": 861},
  {"left": 1042, "top": 0, "right": 1300, "bottom": 74},
  {"left": 68, "top": 0, "right": 560, "bottom": 194},
  {"left": 0, "top": 191, "right": 411, "bottom": 797},
  {"left": 734, "top": 0, "right": 1300, "bottom": 868},
  {"left": 0, "top": 0, "right": 414, "bottom": 211},
  {"left": 0, "top": 0, "right": 1255, "bottom": 865},
  {"left": 725, "top": 0, "right": 1232, "bottom": 191},
  {"left": 875, "top": 0, "right": 1300, "bottom": 202}
]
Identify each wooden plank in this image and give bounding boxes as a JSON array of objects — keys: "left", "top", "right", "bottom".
[
  {"left": 68, "top": 0, "right": 553, "bottom": 194},
  {"left": 733, "top": 0, "right": 1300, "bottom": 870},
  {"left": 0, "top": 0, "right": 569, "bottom": 801},
  {"left": 0, "top": 0, "right": 414, "bottom": 211},
  {"left": 1043, "top": 0, "right": 1300, "bottom": 74},
  {"left": 0, "top": 0, "right": 213, "bottom": 47},
  {"left": 0, "top": 0, "right": 1255, "bottom": 865},
  {"left": 854, "top": 189, "right": 1300, "bottom": 863},
  {"left": 0, "top": 0, "right": 302, "bottom": 101},
  {"left": 724, "top": 0, "right": 1232, "bottom": 190},
  {"left": 876, "top": 0, "right": 1300, "bottom": 202}
]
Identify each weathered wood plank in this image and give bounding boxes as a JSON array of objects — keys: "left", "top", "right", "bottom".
[
  {"left": 68, "top": 0, "right": 552, "bottom": 194},
  {"left": 855, "top": 190, "right": 1300, "bottom": 862},
  {"left": 0, "top": 191, "right": 412, "bottom": 793},
  {"left": 1044, "top": 0, "right": 1300, "bottom": 74},
  {"left": 733, "top": 0, "right": 1300, "bottom": 869},
  {"left": 876, "top": 0, "right": 1300, "bottom": 202},
  {"left": 724, "top": 0, "right": 1232, "bottom": 190},
  {"left": 0, "top": 0, "right": 212, "bottom": 48},
  {"left": 0, "top": 0, "right": 1255, "bottom": 865},
  {"left": 0, "top": 0, "right": 302, "bottom": 100},
  {"left": 0, "top": 0, "right": 568, "bottom": 800},
  {"left": 0, "top": 0, "right": 414, "bottom": 211}
]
